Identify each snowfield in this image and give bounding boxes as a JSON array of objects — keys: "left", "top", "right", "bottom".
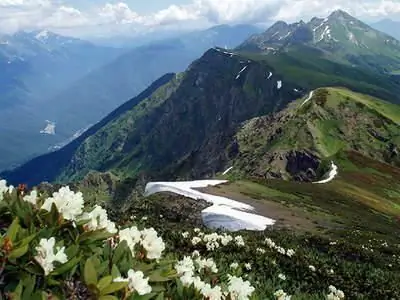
[
  {"left": 144, "top": 180, "right": 276, "bottom": 231},
  {"left": 313, "top": 161, "right": 338, "bottom": 184}
]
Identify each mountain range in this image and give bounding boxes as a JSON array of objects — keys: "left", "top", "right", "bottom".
[
  {"left": 2, "top": 10, "right": 400, "bottom": 190},
  {"left": 0, "top": 24, "right": 262, "bottom": 171}
]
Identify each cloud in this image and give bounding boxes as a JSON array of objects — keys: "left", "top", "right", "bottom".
[{"left": 0, "top": 0, "right": 400, "bottom": 36}]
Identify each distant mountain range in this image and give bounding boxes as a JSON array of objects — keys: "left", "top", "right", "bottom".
[
  {"left": 371, "top": 19, "right": 400, "bottom": 40},
  {"left": 0, "top": 24, "right": 262, "bottom": 171},
  {"left": 3, "top": 10, "right": 400, "bottom": 187},
  {"left": 238, "top": 10, "right": 400, "bottom": 74}
]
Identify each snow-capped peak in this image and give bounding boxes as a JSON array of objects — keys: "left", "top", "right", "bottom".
[{"left": 35, "top": 30, "right": 50, "bottom": 40}]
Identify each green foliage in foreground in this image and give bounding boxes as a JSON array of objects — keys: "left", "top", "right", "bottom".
[{"left": 1, "top": 180, "right": 400, "bottom": 299}]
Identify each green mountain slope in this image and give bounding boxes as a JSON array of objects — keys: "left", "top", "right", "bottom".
[
  {"left": 3, "top": 40, "right": 400, "bottom": 187},
  {"left": 238, "top": 10, "right": 400, "bottom": 74},
  {"left": 232, "top": 87, "right": 400, "bottom": 181}
]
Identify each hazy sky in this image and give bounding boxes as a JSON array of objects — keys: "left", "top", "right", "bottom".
[{"left": 1, "top": 0, "right": 399, "bottom": 37}]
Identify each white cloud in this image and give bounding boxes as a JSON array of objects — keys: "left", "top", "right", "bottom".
[{"left": 0, "top": 0, "right": 400, "bottom": 36}]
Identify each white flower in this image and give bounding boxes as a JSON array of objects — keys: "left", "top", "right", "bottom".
[
  {"left": 309, "top": 265, "right": 316, "bottom": 272},
  {"left": 265, "top": 238, "right": 276, "bottom": 248},
  {"left": 141, "top": 216, "right": 148, "bottom": 221},
  {"left": 286, "top": 249, "right": 295, "bottom": 257},
  {"left": 0, "top": 180, "right": 13, "bottom": 201},
  {"left": 327, "top": 285, "right": 345, "bottom": 300},
  {"left": 278, "top": 273, "right": 286, "bottom": 280},
  {"left": 201, "top": 283, "right": 223, "bottom": 300},
  {"left": 79, "top": 205, "right": 117, "bottom": 233},
  {"left": 230, "top": 262, "right": 239, "bottom": 269},
  {"left": 276, "top": 247, "right": 286, "bottom": 255},
  {"left": 41, "top": 186, "right": 84, "bottom": 221},
  {"left": 117, "top": 269, "right": 151, "bottom": 295},
  {"left": 330, "top": 241, "right": 337, "bottom": 245},
  {"left": 34, "top": 237, "right": 68, "bottom": 275},
  {"left": 23, "top": 190, "right": 38, "bottom": 205},
  {"left": 234, "top": 235, "right": 245, "bottom": 247},
  {"left": 256, "top": 248, "right": 266, "bottom": 254},
  {"left": 119, "top": 226, "right": 142, "bottom": 253},
  {"left": 140, "top": 228, "right": 165, "bottom": 260},
  {"left": 194, "top": 228, "right": 201, "bottom": 233},
  {"left": 227, "top": 275, "right": 255, "bottom": 299},
  {"left": 175, "top": 256, "right": 195, "bottom": 276},
  {"left": 274, "top": 289, "right": 291, "bottom": 300},
  {"left": 195, "top": 257, "right": 218, "bottom": 273},
  {"left": 182, "top": 231, "right": 190, "bottom": 238},
  {"left": 220, "top": 233, "right": 233, "bottom": 246},
  {"left": 244, "top": 263, "right": 251, "bottom": 271},
  {"left": 192, "top": 250, "right": 200, "bottom": 257},
  {"left": 192, "top": 236, "right": 202, "bottom": 245}
]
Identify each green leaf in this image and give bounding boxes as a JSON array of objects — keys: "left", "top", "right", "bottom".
[
  {"left": 50, "top": 256, "right": 81, "bottom": 276},
  {"left": 100, "top": 282, "right": 128, "bottom": 295},
  {"left": 99, "top": 296, "right": 119, "bottom": 300},
  {"left": 111, "top": 265, "right": 121, "bottom": 278},
  {"left": 79, "top": 230, "right": 114, "bottom": 243},
  {"left": 6, "top": 217, "right": 20, "bottom": 242},
  {"left": 84, "top": 258, "right": 98, "bottom": 285},
  {"left": 8, "top": 244, "right": 29, "bottom": 259},
  {"left": 13, "top": 233, "right": 37, "bottom": 249},
  {"left": 148, "top": 269, "right": 174, "bottom": 282},
  {"left": 97, "top": 276, "right": 113, "bottom": 292},
  {"left": 155, "top": 293, "right": 164, "bottom": 300},
  {"left": 112, "top": 240, "right": 128, "bottom": 264},
  {"left": 133, "top": 293, "right": 157, "bottom": 300},
  {"left": 21, "top": 275, "right": 35, "bottom": 300}
]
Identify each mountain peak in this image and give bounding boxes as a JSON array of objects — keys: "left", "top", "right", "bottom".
[{"left": 328, "top": 9, "right": 354, "bottom": 20}]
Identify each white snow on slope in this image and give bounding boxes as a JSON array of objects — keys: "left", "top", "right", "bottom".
[
  {"left": 313, "top": 161, "right": 338, "bottom": 184},
  {"left": 144, "top": 180, "right": 276, "bottom": 231},
  {"left": 277, "top": 80, "right": 282, "bottom": 89},
  {"left": 214, "top": 47, "right": 235, "bottom": 57},
  {"left": 235, "top": 66, "right": 248, "bottom": 79},
  {"left": 40, "top": 120, "right": 56, "bottom": 135},
  {"left": 202, "top": 204, "right": 274, "bottom": 231},
  {"left": 300, "top": 90, "right": 314, "bottom": 107},
  {"left": 222, "top": 167, "right": 233, "bottom": 175},
  {"left": 267, "top": 72, "right": 272, "bottom": 79}
]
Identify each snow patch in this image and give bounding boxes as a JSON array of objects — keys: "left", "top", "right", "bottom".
[
  {"left": 213, "top": 47, "right": 235, "bottom": 57},
  {"left": 40, "top": 120, "right": 56, "bottom": 135},
  {"left": 202, "top": 205, "right": 275, "bottom": 231},
  {"left": 144, "top": 180, "right": 276, "bottom": 231},
  {"left": 279, "top": 31, "right": 292, "bottom": 40},
  {"left": 313, "top": 161, "right": 338, "bottom": 184},
  {"left": 222, "top": 167, "right": 233, "bottom": 175},
  {"left": 277, "top": 80, "right": 282, "bottom": 90},
  {"left": 300, "top": 90, "right": 314, "bottom": 107},
  {"left": 235, "top": 65, "right": 248, "bottom": 79},
  {"left": 35, "top": 30, "right": 49, "bottom": 40},
  {"left": 267, "top": 72, "right": 273, "bottom": 79}
]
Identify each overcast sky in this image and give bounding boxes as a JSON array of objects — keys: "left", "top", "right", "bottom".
[{"left": 1, "top": 0, "right": 400, "bottom": 37}]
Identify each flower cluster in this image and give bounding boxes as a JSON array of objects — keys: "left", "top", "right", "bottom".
[
  {"left": 0, "top": 179, "right": 13, "bottom": 200},
  {"left": 41, "top": 186, "right": 84, "bottom": 221},
  {"left": 119, "top": 226, "right": 165, "bottom": 260},
  {"left": 114, "top": 269, "right": 152, "bottom": 295},
  {"left": 175, "top": 255, "right": 255, "bottom": 300},
  {"left": 79, "top": 205, "right": 117, "bottom": 233},
  {"left": 185, "top": 230, "right": 245, "bottom": 250},
  {"left": 34, "top": 237, "right": 68, "bottom": 275},
  {"left": 327, "top": 285, "right": 345, "bottom": 300},
  {"left": 274, "top": 289, "right": 291, "bottom": 300},
  {"left": 265, "top": 238, "right": 295, "bottom": 257}
]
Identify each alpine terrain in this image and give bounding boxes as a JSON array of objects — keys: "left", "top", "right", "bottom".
[{"left": 1, "top": 9, "right": 400, "bottom": 300}]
